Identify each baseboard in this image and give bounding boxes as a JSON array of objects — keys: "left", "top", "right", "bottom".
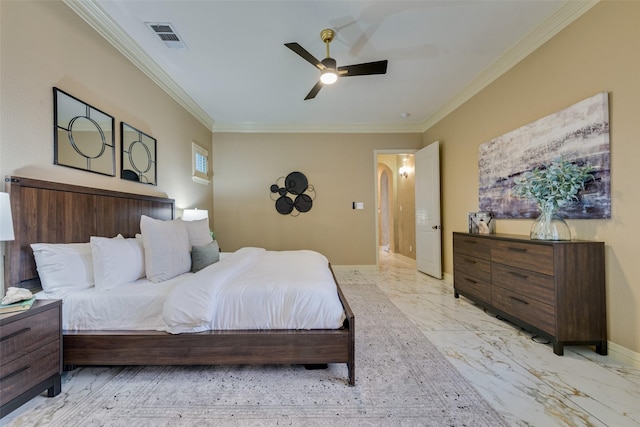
[
  {"left": 333, "top": 265, "right": 454, "bottom": 282},
  {"left": 331, "top": 265, "right": 377, "bottom": 272},
  {"left": 607, "top": 341, "right": 640, "bottom": 368}
]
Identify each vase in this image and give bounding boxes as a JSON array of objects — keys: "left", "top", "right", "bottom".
[{"left": 530, "top": 209, "right": 571, "bottom": 241}]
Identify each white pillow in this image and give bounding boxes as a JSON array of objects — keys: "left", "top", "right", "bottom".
[
  {"left": 140, "top": 215, "right": 191, "bottom": 283},
  {"left": 30, "top": 243, "right": 94, "bottom": 295},
  {"left": 90, "top": 235, "right": 146, "bottom": 291},
  {"left": 182, "top": 218, "right": 213, "bottom": 248}
]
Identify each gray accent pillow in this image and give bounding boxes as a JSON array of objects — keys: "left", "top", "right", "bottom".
[{"left": 191, "top": 240, "right": 220, "bottom": 273}]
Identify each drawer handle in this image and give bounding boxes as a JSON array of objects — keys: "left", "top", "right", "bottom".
[
  {"left": 507, "top": 247, "right": 527, "bottom": 253},
  {"left": 508, "top": 271, "right": 528, "bottom": 280},
  {"left": 0, "top": 327, "right": 31, "bottom": 342},
  {"left": 0, "top": 364, "right": 31, "bottom": 382},
  {"left": 463, "top": 240, "right": 477, "bottom": 244},
  {"left": 466, "top": 278, "right": 478, "bottom": 284},
  {"left": 509, "top": 296, "right": 529, "bottom": 305},
  {"left": 464, "top": 259, "right": 477, "bottom": 265}
]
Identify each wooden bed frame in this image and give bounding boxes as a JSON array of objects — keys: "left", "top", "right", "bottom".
[{"left": 4, "top": 176, "right": 355, "bottom": 385}]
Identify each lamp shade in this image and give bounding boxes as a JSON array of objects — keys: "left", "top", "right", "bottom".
[
  {"left": 182, "top": 209, "right": 208, "bottom": 221},
  {"left": 0, "top": 192, "right": 15, "bottom": 241}
]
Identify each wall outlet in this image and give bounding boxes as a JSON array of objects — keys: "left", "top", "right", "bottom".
[{"left": 409, "top": 245, "right": 413, "bottom": 252}]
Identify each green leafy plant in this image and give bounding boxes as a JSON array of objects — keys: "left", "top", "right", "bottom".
[{"left": 512, "top": 158, "right": 594, "bottom": 212}]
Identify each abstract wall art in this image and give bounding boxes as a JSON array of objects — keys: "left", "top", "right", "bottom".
[{"left": 478, "top": 92, "right": 610, "bottom": 219}]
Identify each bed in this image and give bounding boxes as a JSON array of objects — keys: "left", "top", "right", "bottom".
[{"left": 4, "top": 176, "right": 355, "bottom": 385}]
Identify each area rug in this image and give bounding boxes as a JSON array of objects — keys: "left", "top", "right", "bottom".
[{"left": 39, "top": 283, "right": 508, "bottom": 426}]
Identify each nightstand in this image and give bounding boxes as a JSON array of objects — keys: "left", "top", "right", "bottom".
[{"left": 0, "top": 299, "right": 62, "bottom": 418}]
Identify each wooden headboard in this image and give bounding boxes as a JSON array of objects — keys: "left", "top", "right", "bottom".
[{"left": 4, "top": 176, "right": 175, "bottom": 289}]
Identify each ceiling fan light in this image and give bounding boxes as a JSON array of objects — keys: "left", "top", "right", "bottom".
[
  {"left": 320, "top": 57, "right": 338, "bottom": 85},
  {"left": 320, "top": 69, "right": 338, "bottom": 84}
]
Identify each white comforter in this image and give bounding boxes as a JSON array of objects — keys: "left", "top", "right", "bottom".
[
  {"left": 38, "top": 277, "right": 177, "bottom": 331},
  {"left": 163, "top": 247, "right": 346, "bottom": 333}
]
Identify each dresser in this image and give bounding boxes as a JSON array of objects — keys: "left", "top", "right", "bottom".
[
  {"left": 0, "top": 299, "right": 62, "bottom": 418},
  {"left": 453, "top": 232, "right": 606, "bottom": 356}
]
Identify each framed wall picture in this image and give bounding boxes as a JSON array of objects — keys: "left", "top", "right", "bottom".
[
  {"left": 53, "top": 87, "right": 115, "bottom": 176},
  {"left": 120, "top": 122, "right": 157, "bottom": 185},
  {"left": 468, "top": 211, "right": 495, "bottom": 234}
]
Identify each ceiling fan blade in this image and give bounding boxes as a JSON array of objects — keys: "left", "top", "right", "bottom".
[
  {"left": 304, "top": 81, "right": 323, "bottom": 100},
  {"left": 338, "top": 60, "right": 388, "bottom": 77},
  {"left": 285, "top": 42, "right": 325, "bottom": 70}
]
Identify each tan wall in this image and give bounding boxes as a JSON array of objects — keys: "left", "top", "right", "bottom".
[
  {"left": 212, "top": 133, "right": 422, "bottom": 265},
  {"left": 0, "top": 1, "right": 212, "bottom": 208},
  {"left": 425, "top": 1, "right": 640, "bottom": 355},
  {"left": 0, "top": 1, "right": 213, "bottom": 294}
]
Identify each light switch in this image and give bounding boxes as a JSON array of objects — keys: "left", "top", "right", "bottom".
[{"left": 353, "top": 202, "right": 364, "bottom": 210}]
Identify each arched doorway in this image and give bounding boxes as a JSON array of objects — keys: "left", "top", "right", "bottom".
[
  {"left": 380, "top": 169, "right": 390, "bottom": 251},
  {"left": 377, "top": 163, "right": 394, "bottom": 253}
]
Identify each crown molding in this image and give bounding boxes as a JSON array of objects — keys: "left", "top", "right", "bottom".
[
  {"left": 420, "top": 0, "right": 600, "bottom": 132},
  {"left": 211, "top": 121, "right": 425, "bottom": 134},
  {"left": 63, "top": 0, "right": 215, "bottom": 131}
]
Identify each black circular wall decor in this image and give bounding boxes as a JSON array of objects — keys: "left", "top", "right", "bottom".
[
  {"left": 270, "top": 171, "right": 316, "bottom": 216},
  {"left": 286, "top": 171, "right": 308, "bottom": 195}
]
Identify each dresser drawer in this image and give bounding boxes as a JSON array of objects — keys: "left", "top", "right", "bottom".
[
  {"left": 492, "top": 263, "right": 555, "bottom": 305},
  {"left": 492, "top": 287, "right": 555, "bottom": 336},
  {"left": 0, "top": 340, "right": 60, "bottom": 407},
  {"left": 454, "top": 254, "right": 491, "bottom": 283},
  {"left": 491, "top": 240, "right": 554, "bottom": 275},
  {"left": 0, "top": 307, "right": 60, "bottom": 365},
  {"left": 453, "top": 234, "right": 491, "bottom": 261},
  {"left": 454, "top": 271, "right": 491, "bottom": 304}
]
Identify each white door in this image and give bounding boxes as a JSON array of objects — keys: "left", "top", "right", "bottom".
[{"left": 415, "top": 141, "right": 442, "bottom": 278}]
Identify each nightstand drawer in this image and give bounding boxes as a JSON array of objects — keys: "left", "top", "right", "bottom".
[
  {"left": 492, "top": 263, "right": 555, "bottom": 305},
  {"left": 491, "top": 240, "right": 554, "bottom": 275},
  {"left": 0, "top": 340, "right": 60, "bottom": 407},
  {"left": 492, "top": 287, "right": 555, "bottom": 336},
  {"left": 453, "top": 234, "right": 491, "bottom": 260},
  {"left": 454, "top": 254, "right": 491, "bottom": 283},
  {"left": 0, "top": 307, "right": 60, "bottom": 365},
  {"left": 454, "top": 271, "right": 492, "bottom": 304}
]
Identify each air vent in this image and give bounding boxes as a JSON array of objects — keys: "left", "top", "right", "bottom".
[{"left": 146, "top": 22, "right": 188, "bottom": 49}]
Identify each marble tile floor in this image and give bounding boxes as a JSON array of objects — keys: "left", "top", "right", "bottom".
[
  {"left": 3, "top": 250, "right": 639, "bottom": 426},
  {"left": 334, "top": 250, "right": 640, "bottom": 427}
]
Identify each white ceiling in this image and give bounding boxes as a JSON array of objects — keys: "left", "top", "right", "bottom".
[{"left": 65, "top": 1, "right": 597, "bottom": 133}]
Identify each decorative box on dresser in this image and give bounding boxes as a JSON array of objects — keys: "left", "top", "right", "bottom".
[
  {"left": 0, "top": 299, "right": 62, "bottom": 418},
  {"left": 453, "top": 232, "right": 607, "bottom": 356}
]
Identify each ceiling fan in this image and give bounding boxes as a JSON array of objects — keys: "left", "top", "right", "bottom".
[{"left": 285, "top": 29, "right": 388, "bottom": 100}]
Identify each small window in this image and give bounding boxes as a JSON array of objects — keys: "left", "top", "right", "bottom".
[{"left": 192, "top": 142, "right": 210, "bottom": 184}]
